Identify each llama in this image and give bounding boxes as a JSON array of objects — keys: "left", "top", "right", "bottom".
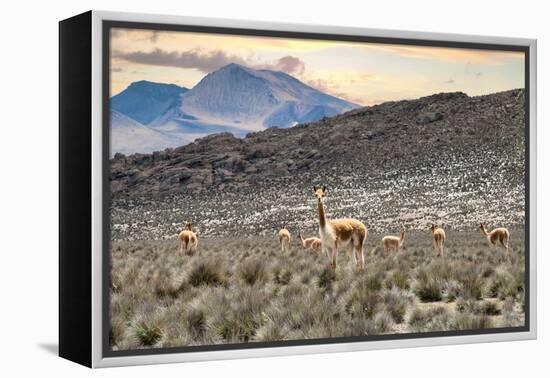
[
  {"left": 382, "top": 226, "right": 405, "bottom": 256},
  {"left": 430, "top": 224, "right": 446, "bottom": 257},
  {"left": 278, "top": 224, "right": 291, "bottom": 252},
  {"left": 479, "top": 223, "right": 511, "bottom": 262},
  {"left": 178, "top": 222, "right": 198, "bottom": 256},
  {"left": 313, "top": 186, "right": 367, "bottom": 270},
  {"left": 297, "top": 229, "right": 322, "bottom": 252}
]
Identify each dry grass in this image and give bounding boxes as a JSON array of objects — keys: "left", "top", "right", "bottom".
[{"left": 109, "top": 230, "right": 525, "bottom": 350}]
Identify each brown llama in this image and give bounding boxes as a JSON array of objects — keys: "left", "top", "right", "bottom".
[
  {"left": 278, "top": 224, "right": 291, "bottom": 252},
  {"left": 297, "top": 229, "right": 322, "bottom": 252},
  {"left": 479, "top": 223, "right": 511, "bottom": 262},
  {"left": 430, "top": 224, "right": 446, "bottom": 257},
  {"left": 178, "top": 222, "right": 198, "bottom": 255},
  {"left": 313, "top": 185, "right": 367, "bottom": 271},
  {"left": 382, "top": 226, "right": 405, "bottom": 256}
]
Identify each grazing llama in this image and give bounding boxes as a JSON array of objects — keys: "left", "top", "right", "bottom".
[
  {"left": 479, "top": 223, "right": 511, "bottom": 261},
  {"left": 278, "top": 224, "right": 291, "bottom": 252},
  {"left": 313, "top": 186, "right": 367, "bottom": 270},
  {"left": 297, "top": 229, "right": 322, "bottom": 252},
  {"left": 178, "top": 222, "right": 198, "bottom": 256},
  {"left": 430, "top": 224, "right": 446, "bottom": 257},
  {"left": 382, "top": 226, "right": 405, "bottom": 256}
]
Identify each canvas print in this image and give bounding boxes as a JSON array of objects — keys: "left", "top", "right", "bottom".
[{"left": 107, "top": 26, "right": 527, "bottom": 352}]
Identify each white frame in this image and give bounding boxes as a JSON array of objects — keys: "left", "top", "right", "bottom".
[{"left": 90, "top": 10, "right": 537, "bottom": 368}]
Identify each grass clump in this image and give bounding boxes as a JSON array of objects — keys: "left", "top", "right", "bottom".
[
  {"left": 133, "top": 322, "right": 163, "bottom": 346},
  {"left": 475, "top": 301, "right": 501, "bottom": 316},
  {"left": 414, "top": 269, "right": 442, "bottom": 302},
  {"left": 240, "top": 258, "right": 269, "bottom": 285},
  {"left": 385, "top": 270, "right": 410, "bottom": 290},
  {"left": 486, "top": 268, "right": 523, "bottom": 299},
  {"left": 318, "top": 267, "right": 337, "bottom": 291},
  {"left": 188, "top": 260, "right": 226, "bottom": 287}
]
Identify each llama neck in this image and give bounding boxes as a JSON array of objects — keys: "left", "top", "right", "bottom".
[
  {"left": 298, "top": 233, "right": 305, "bottom": 246},
  {"left": 317, "top": 200, "right": 326, "bottom": 228},
  {"left": 399, "top": 230, "right": 405, "bottom": 244},
  {"left": 481, "top": 227, "right": 489, "bottom": 237}
]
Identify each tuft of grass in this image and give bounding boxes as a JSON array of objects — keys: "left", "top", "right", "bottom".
[
  {"left": 486, "top": 269, "right": 523, "bottom": 299},
  {"left": 450, "top": 313, "right": 493, "bottom": 330},
  {"left": 458, "top": 270, "right": 483, "bottom": 300},
  {"left": 414, "top": 269, "right": 443, "bottom": 302},
  {"left": 188, "top": 260, "right": 226, "bottom": 287},
  {"left": 382, "top": 289, "right": 412, "bottom": 324},
  {"left": 133, "top": 322, "right": 163, "bottom": 346},
  {"left": 385, "top": 270, "right": 410, "bottom": 290},
  {"left": 408, "top": 306, "right": 449, "bottom": 332},
  {"left": 186, "top": 307, "right": 206, "bottom": 339},
  {"left": 240, "top": 258, "right": 269, "bottom": 285},
  {"left": 443, "top": 280, "right": 463, "bottom": 302},
  {"left": 475, "top": 301, "right": 501, "bottom": 316},
  {"left": 318, "top": 267, "right": 336, "bottom": 291},
  {"left": 345, "top": 287, "right": 382, "bottom": 319}
]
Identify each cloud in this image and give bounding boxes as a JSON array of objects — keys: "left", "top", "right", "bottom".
[
  {"left": 113, "top": 48, "right": 250, "bottom": 73},
  {"left": 444, "top": 79, "right": 455, "bottom": 84},
  {"left": 114, "top": 48, "right": 307, "bottom": 76},
  {"left": 262, "top": 56, "right": 305, "bottom": 76}
]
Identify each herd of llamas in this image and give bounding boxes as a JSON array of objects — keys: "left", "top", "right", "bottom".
[{"left": 179, "top": 185, "right": 511, "bottom": 271}]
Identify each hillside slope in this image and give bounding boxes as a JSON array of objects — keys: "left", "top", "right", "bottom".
[{"left": 110, "top": 89, "right": 526, "bottom": 239}]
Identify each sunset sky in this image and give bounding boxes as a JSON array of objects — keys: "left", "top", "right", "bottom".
[{"left": 110, "top": 28, "right": 525, "bottom": 106}]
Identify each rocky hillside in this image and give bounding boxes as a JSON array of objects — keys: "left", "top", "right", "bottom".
[{"left": 110, "top": 89, "right": 526, "bottom": 240}]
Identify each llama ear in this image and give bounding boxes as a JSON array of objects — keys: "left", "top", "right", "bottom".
[
  {"left": 313, "top": 185, "right": 318, "bottom": 192},
  {"left": 322, "top": 185, "right": 327, "bottom": 192}
]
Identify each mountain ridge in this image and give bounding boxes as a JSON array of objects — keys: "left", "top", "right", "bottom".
[{"left": 110, "top": 64, "right": 359, "bottom": 155}]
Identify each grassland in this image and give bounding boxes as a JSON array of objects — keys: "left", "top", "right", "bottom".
[{"left": 109, "top": 229, "right": 525, "bottom": 351}]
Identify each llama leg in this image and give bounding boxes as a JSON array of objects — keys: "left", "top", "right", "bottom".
[
  {"left": 358, "top": 246, "right": 365, "bottom": 270},
  {"left": 331, "top": 244, "right": 338, "bottom": 271},
  {"left": 351, "top": 242, "right": 358, "bottom": 268}
]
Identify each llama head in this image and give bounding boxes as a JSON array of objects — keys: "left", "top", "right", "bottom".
[
  {"left": 479, "top": 223, "right": 486, "bottom": 232},
  {"left": 186, "top": 222, "right": 193, "bottom": 231},
  {"left": 313, "top": 185, "right": 327, "bottom": 202},
  {"left": 280, "top": 224, "right": 286, "bottom": 230},
  {"left": 430, "top": 223, "right": 436, "bottom": 232}
]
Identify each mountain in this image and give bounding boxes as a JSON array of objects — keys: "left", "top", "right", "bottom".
[
  {"left": 110, "top": 89, "right": 526, "bottom": 238},
  {"left": 110, "top": 110, "right": 189, "bottom": 156},
  {"left": 171, "top": 63, "right": 358, "bottom": 131},
  {"left": 110, "top": 65, "right": 359, "bottom": 156},
  {"left": 111, "top": 81, "right": 188, "bottom": 125}
]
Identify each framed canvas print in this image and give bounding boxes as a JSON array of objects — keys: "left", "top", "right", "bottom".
[{"left": 59, "top": 10, "right": 537, "bottom": 368}]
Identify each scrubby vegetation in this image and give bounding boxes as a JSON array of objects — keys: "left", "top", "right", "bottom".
[{"left": 109, "top": 230, "right": 525, "bottom": 350}]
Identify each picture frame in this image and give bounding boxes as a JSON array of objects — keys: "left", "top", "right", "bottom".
[{"left": 59, "top": 10, "right": 537, "bottom": 368}]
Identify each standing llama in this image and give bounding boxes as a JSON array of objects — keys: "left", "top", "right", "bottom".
[
  {"left": 382, "top": 226, "right": 405, "bottom": 256},
  {"left": 430, "top": 224, "right": 446, "bottom": 257},
  {"left": 297, "top": 229, "right": 322, "bottom": 252},
  {"left": 313, "top": 186, "right": 367, "bottom": 270},
  {"left": 278, "top": 224, "right": 291, "bottom": 252},
  {"left": 178, "top": 222, "right": 198, "bottom": 256},
  {"left": 479, "top": 223, "right": 511, "bottom": 262}
]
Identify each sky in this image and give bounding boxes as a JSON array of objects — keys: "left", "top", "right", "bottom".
[{"left": 110, "top": 28, "right": 525, "bottom": 106}]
